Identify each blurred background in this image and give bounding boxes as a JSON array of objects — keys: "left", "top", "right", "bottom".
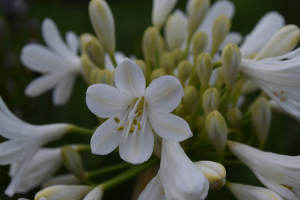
[{"left": 1, "top": 0, "right": 300, "bottom": 199}]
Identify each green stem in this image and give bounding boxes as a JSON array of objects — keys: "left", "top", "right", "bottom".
[
  {"left": 190, "top": 129, "right": 207, "bottom": 150},
  {"left": 259, "top": 143, "right": 265, "bottom": 150},
  {"left": 213, "top": 60, "right": 222, "bottom": 69},
  {"left": 146, "top": 60, "right": 152, "bottom": 86},
  {"left": 87, "top": 162, "right": 132, "bottom": 179},
  {"left": 223, "top": 160, "right": 243, "bottom": 165},
  {"left": 218, "top": 88, "right": 232, "bottom": 113},
  {"left": 218, "top": 154, "right": 224, "bottom": 164},
  {"left": 228, "top": 128, "right": 243, "bottom": 142},
  {"left": 184, "top": 37, "right": 192, "bottom": 59},
  {"left": 75, "top": 144, "right": 91, "bottom": 152},
  {"left": 110, "top": 54, "right": 117, "bottom": 68},
  {"left": 67, "top": 124, "right": 94, "bottom": 136},
  {"left": 192, "top": 86, "right": 206, "bottom": 123}
]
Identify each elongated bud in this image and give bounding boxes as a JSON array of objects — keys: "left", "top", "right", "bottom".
[
  {"left": 80, "top": 33, "right": 94, "bottom": 54},
  {"left": 135, "top": 60, "right": 147, "bottom": 75},
  {"left": 151, "top": 68, "right": 166, "bottom": 81},
  {"left": 175, "top": 104, "right": 189, "bottom": 118},
  {"left": 206, "top": 110, "right": 228, "bottom": 155},
  {"left": 142, "top": 26, "right": 160, "bottom": 63},
  {"left": 202, "top": 88, "right": 220, "bottom": 117},
  {"left": 187, "top": 0, "right": 210, "bottom": 38},
  {"left": 177, "top": 60, "right": 193, "bottom": 85},
  {"left": 158, "top": 34, "right": 166, "bottom": 54},
  {"left": 215, "top": 67, "right": 225, "bottom": 89},
  {"left": 194, "top": 116, "right": 205, "bottom": 133},
  {"left": 152, "top": 0, "right": 178, "bottom": 28},
  {"left": 98, "top": 69, "right": 112, "bottom": 85},
  {"left": 160, "top": 52, "right": 175, "bottom": 75},
  {"left": 89, "top": 0, "right": 115, "bottom": 56},
  {"left": 194, "top": 161, "right": 226, "bottom": 191},
  {"left": 84, "top": 37, "right": 105, "bottom": 69},
  {"left": 81, "top": 54, "right": 96, "bottom": 85},
  {"left": 192, "top": 31, "right": 208, "bottom": 61},
  {"left": 222, "top": 43, "right": 241, "bottom": 89},
  {"left": 252, "top": 97, "right": 272, "bottom": 146},
  {"left": 171, "top": 48, "right": 184, "bottom": 67},
  {"left": 226, "top": 108, "right": 242, "bottom": 129},
  {"left": 196, "top": 53, "right": 212, "bottom": 88},
  {"left": 90, "top": 68, "right": 101, "bottom": 85},
  {"left": 211, "top": 15, "right": 231, "bottom": 56},
  {"left": 183, "top": 86, "right": 197, "bottom": 107},
  {"left": 254, "top": 25, "right": 300, "bottom": 60}
]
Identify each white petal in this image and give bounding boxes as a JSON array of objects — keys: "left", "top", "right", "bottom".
[
  {"left": 83, "top": 186, "right": 103, "bottom": 200},
  {"left": 53, "top": 74, "right": 76, "bottom": 106},
  {"left": 148, "top": 110, "right": 192, "bottom": 142},
  {"left": 105, "top": 53, "right": 115, "bottom": 72},
  {"left": 86, "top": 84, "right": 133, "bottom": 118},
  {"left": 0, "top": 96, "right": 26, "bottom": 125},
  {"left": 152, "top": 0, "right": 178, "bottom": 27},
  {"left": 66, "top": 31, "right": 79, "bottom": 55},
  {"left": 114, "top": 58, "right": 146, "bottom": 97},
  {"left": 115, "top": 51, "right": 126, "bottom": 64},
  {"left": 42, "top": 174, "right": 81, "bottom": 189},
  {"left": 119, "top": 121, "right": 154, "bottom": 164},
  {"left": 138, "top": 172, "right": 166, "bottom": 200},
  {"left": 145, "top": 75, "right": 183, "bottom": 112},
  {"left": 219, "top": 32, "right": 243, "bottom": 50}
]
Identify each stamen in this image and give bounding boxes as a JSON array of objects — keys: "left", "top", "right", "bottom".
[
  {"left": 282, "top": 184, "right": 293, "bottom": 190},
  {"left": 136, "top": 110, "right": 142, "bottom": 117},
  {"left": 274, "top": 92, "right": 278, "bottom": 96},
  {"left": 114, "top": 117, "right": 120, "bottom": 123},
  {"left": 128, "top": 97, "right": 142, "bottom": 118},
  {"left": 127, "top": 121, "right": 129, "bottom": 126},
  {"left": 138, "top": 122, "right": 141, "bottom": 130},
  {"left": 129, "top": 125, "right": 135, "bottom": 133},
  {"left": 281, "top": 91, "right": 284, "bottom": 94},
  {"left": 161, "top": 191, "right": 165, "bottom": 194},
  {"left": 133, "top": 119, "right": 137, "bottom": 125},
  {"left": 281, "top": 97, "right": 286, "bottom": 101},
  {"left": 117, "top": 126, "right": 124, "bottom": 131}
]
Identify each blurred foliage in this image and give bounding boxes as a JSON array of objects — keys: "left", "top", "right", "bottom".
[{"left": 0, "top": 0, "right": 300, "bottom": 199}]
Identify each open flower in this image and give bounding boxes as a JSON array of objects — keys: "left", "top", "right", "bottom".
[
  {"left": 86, "top": 58, "right": 192, "bottom": 164},
  {"left": 21, "top": 18, "right": 81, "bottom": 106},
  {"left": 0, "top": 97, "right": 69, "bottom": 196}
]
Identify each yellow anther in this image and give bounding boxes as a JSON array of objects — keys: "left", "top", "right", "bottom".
[
  {"left": 281, "top": 97, "right": 286, "bottom": 102},
  {"left": 274, "top": 92, "right": 278, "bottom": 96},
  {"left": 282, "top": 184, "right": 293, "bottom": 190},
  {"left": 117, "top": 126, "right": 124, "bottom": 131},
  {"left": 281, "top": 91, "right": 284, "bottom": 94},
  {"left": 136, "top": 110, "right": 143, "bottom": 117},
  {"left": 138, "top": 123, "right": 141, "bottom": 130},
  {"left": 161, "top": 191, "right": 165, "bottom": 194},
  {"left": 127, "top": 121, "right": 129, "bottom": 126},
  {"left": 130, "top": 124, "right": 135, "bottom": 130},
  {"left": 114, "top": 117, "right": 120, "bottom": 123},
  {"left": 133, "top": 119, "right": 137, "bottom": 125}
]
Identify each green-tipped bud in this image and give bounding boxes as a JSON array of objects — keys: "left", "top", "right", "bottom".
[
  {"left": 194, "top": 161, "right": 226, "bottom": 191},
  {"left": 254, "top": 25, "right": 300, "bottom": 60},
  {"left": 187, "top": 0, "right": 210, "bottom": 38},
  {"left": 252, "top": 97, "right": 272, "bottom": 146},
  {"left": 98, "top": 69, "right": 112, "bottom": 85},
  {"left": 90, "top": 68, "right": 102, "bottom": 85},
  {"left": 195, "top": 116, "right": 205, "bottom": 134},
  {"left": 81, "top": 54, "right": 96, "bottom": 85},
  {"left": 206, "top": 110, "right": 228, "bottom": 155},
  {"left": 175, "top": 104, "right": 189, "bottom": 118},
  {"left": 80, "top": 33, "right": 94, "bottom": 54},
  {"left": 135, "top": 60, "right": 147, "bottom": 75},
  {"left": 226, "top": 108, "right": 242, "bottom": 129},
  {"left": 192, "top": 31, "right": 208, "bottom": 61},
  {"left": 158, "top": 34, "right": 166, "bottom": 54},
  {"left": 196, "top": 53, "right": 212, "bottom": 88},
  {"left": 222, "top": 43, "right": 241, "bottom": 89},
  {"left": 61, "top": 146, "right": 86, "bottom": 182},
  {"left": 171, "top": 48, "right": 184, "bottom": 67},
  {"left": 151, "top": 68, "right": 166, "bottom": 81},
  {"left": 84, "top": 37, "right": 105, "bottom": 69},
  {"left": 177, "top": 60, "right": 193, "bottom": 86},
  {"left": 142, "top": 26, "right": 160, "bottom": 63},
  {"left": 183, "top": 86, "right": 198, "bottom": 108},
  {"left": 215, "top": 67, "right": 225, "bottom": 89},
  {"left": 211, "top": 15, "right": 231, "bottom": 56},
  {"left": 202, "top": 88, "right": 220, "bottom": 117},
  {"left": 160, "top": 52, "right": 175, "bottom": 75}
]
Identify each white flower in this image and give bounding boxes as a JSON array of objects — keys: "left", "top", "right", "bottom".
[
  {"left": 21, "top": 18, "right": 81, "bottom": 106},
  {"left": 138, "top": 139, "right": 209, "bottom": 200},
  {"left": 42, "top": 174, "right": 81, "bottom": 189},
  {"left": 86, "top": 58, "right": 192, "bottom": 164},
  {"left": 9, "top": 148, "right": 62, "bottom": 194},
  {"left": 240, "top": 48, "right": 300, "bottom": 117},
  {"left": 269, "top": 100, "right": 300, "bottom": 122},
  {"left": 227, "top": 182, "right": 283, "bottom": 200},
  {"left": 0, "top": 97, "right": 69, "bottom": 196},
  {"left": 152, "top": 0, "right": 178, "bottom": 27},
  {"left": 83, "top": 186, "right": 103, "bottom": 200},
  {"left": 104, "top": 51, "right": 126, "bottom": 72}
]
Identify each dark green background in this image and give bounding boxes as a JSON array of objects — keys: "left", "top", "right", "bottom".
[{"left": 1, "top": 0, "right": 300, "bottom": 199}]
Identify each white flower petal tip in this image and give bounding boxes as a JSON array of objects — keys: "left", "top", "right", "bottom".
[
  {"left": 152, "top": 0, "right": 178, "bottom": 27},
  {"left": 83, "top": 186, "right": 103, "bottom": 200},
  {"left": 269, "top": 100, "right": 300, "bottom": 122},
  {"left": 42, "top": 174, "right": 81, "bottom": 189}
]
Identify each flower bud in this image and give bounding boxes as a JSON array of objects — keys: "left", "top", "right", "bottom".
[
  {"left": 202, "top": 88, "right": 220, "bottom": 117},
  {"left": 194, "top": 161, "right": 226, "bottom": 191},
  {"left": 221, "top": 43, "right": 241, "bottom": 89},
  {"left": 187, "top": 0, "right": 210, "bottom": 38},
  {"left": 98, "top": 69, "right": 112, "bottom": 85},
  {"left": 152, "top": 0, "right": 178, "bottom": 28},
  {"left": 160, "top": 52, "right": 175, "bottom": 75},
  {"left": 90, "top": 68, "right": 101, "bottom": 85},
  {"left": 171, "top": 48, "right": 184, "bottom": 67},
  {"left": 206, "top": 110, "right": 228, "bottom": 155},
  {"left": 254, "top": 25, "right": 300, "bottom": 60},
  {"left": 158, "top": 34, "right": 166, "bottom": 54},
  {"left": 175, "top": 104, "right": 189, "bottom": 118},
  {"left": 80, "top": 33, "right": 94, "bottom": 54},
  {"left": 89, "top": 0, "right": 115, "bottom": 56},
  {"left": 81, "top": 54, "right": 96, "bottom": 85},
  {"left": 252, "top": 97, "right": 272, "bottom": 146},
  {"left": 196, "top": 53, "right": 212, "bottom": 88},
  {"left": 84, "top": 37, "right": 105, "bottom": 69},
  {"left": 142, "top": 26, "right": 160, "bottom": 63},
  {"left": 135, "top": 60, "right": 147, "bottom": 75},
  {"left": 194, "top": 116, "right": 205, "bottom": 133},
  {"left": 211, "top": 15, "right": 231, "bottom": 56},
  {"left": 177, "top": 60, "right": 193, "bottom": 85},
  {"left": 151, "top": 68, "right": 166, "bottom": 81},
  {"left": 226, "top": 108, "right": 242, "bottom": 129},
  {"left": 183, "top": 86, "right": 198, "bottom": 107},
  {"left": 192, "top": 31, "right": 208, "bottom": 61},
  {"left": 83, "top": 186, "right": 103, "bottom": 200},
  {"left": 215, "top": 67, "right": 225, "bottom": 89}
]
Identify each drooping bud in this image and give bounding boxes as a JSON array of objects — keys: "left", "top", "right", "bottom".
[
  {"left": 196, "top": 53, "right": 212, "bottom": 88},
  {"left": 175, "top": 104, "right": 189, "bottom": 118},
  {"left": 177, "top": 60, "right": 193, "bottom": 86},
  {"left": 194, "top": 161, "right": 226, "bottom": 191},
  {"left": 160, "top": 52, "right": 175, "bottom": 75},
  {"left": 254, "top": 25, "right": 300, "bottom": 60},
  {"left": 206, "top": 110, "right": 228, "bottom": 155},
  {"left": 187, "top": 0, "right": 210, "bottom": 38},
  {"left": 98, "top": 69, "right": 112, "bottom": 85},
  {"left": 142, "top": 26, "right": 160, "bottom": 63},
  {"left": 194, "top": 116, "right": 205, "bottom": 134},
  {"left": 81, "top": 54, "right": 96, "bottom": 85},
  {"left": 183, "top": 86, "right": 198, "bottom": 108},
  {"left": 252, "top": 97, "right": 272, "bottom": 146},
  {"left": 192, "top": 31, "right": 208, "bottom": 62},
  {"left": 221, "top": 43, "right": 241, "bottom": 90},
  {"left": 211, "top": 15, "right": 231, "bottom": 56},
  {"left": 89, "top": 0, "right": 115, "bottom": 56},
  {"left": 226, "top": 108, "right": 242, "bottom": 129},
  {"left": 84, "top": 37, "right": 105, "bottom": 69},
  {"left": 152, "top": 0, "right": 178, "bottom": 28},
  {"left": 171, "top": 48, "right": 184, "bottom": 67},
  {"left": 151, "top": 68, "right": 166, "bottom": 81},
  {"left": 202, "top": 88, "right": 220, "bottom": 117},
  {"left": 80, "top": 33, "right": 94, "bottom": 54},
  {"left": 135, "top": 60, "right": 147, "bottom": 75}
]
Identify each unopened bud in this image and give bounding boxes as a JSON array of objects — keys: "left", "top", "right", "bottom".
[
  {"left": 252, "top": 97, "right": 271, "bottom": 146},
  {"left": 151, "top": 68, "right": 166, "bottom": 81},
  {"left": 160, "top": 52, "right": 175, "bottom": 75},
  {"left": 84, "top": 186, "right": 104, "bottom": 200},
  {"left": 152, "top": 0, "right": 178, "bottom": 28},
  {"left": 222, "top": 43, "right": 241, "bottom": 89},
  {"left": 98, "top": 69, "right": 112, "bottom": 85},
  {"left": 226, "top": 108, "right": 242, "bottom": 129},
  {"left": 158, "top": 34, "right": 166, "bottom": 54},
  {"left": 194, "top": 161, "right": 226, "bottom": 191},
  {"left": 194, "top": 116, "right": 205, "bottom": 133},
  {"left": 211, "top": 15, "right": 231, "bottom": 56},
  {"left": 192, "top": 31, "right": 208, "bottom": 61},
  {"left": 254, "top": 25, "right": 300, "bottom": 60},
  {"left": 80, "top": 33, "right": 94, "bottom": 54},
  {"left": 89, "top": 0, "right": 115, "bottom": 56},
  {"left": 202, "top": 88, "right": 220, "bottom": 117},
  {"left": 196, "top": 53, "right": 212, "bottom": 88},
  {"left": 135, "top": 60, "right": 147, "bottom": 75},
  {"left": 183, "top": 86, "right": 197, "bottom": 107},
  {"left": 84, "top": 37, "right": 105, "bottom": 69},
  {"left": 142, "top": 26, "right": 160, "bottom": 63},
  {"left": 175, "top": 104, "right": 189, "bottom": 119},
  {"left": 171, "top": 48, "right": 184, "bottom": 67},
  {"left": 187, "top": 0, "right": 210, "bottom": 38},
  {"left": 81, "top": 54, "right": 96, "bottom": 85},
  {"left": 90, "top": 68, "right": 102, "bottom": 85},
  {"left": 177, "top": 60, "right": 193, "bottom": 85},
  {"left": 206, "top": 110, "right": 228, "bottom": 155}
]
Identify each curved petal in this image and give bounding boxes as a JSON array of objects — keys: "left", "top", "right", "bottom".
[
  {"left": 119, "top": 121, "right": 154, "bottom": 164},
  {"left": 114, "top": 58, "right": 146, "bottom": 97},
  {"left": 66, "top": 31, "right": 79, "bottom": 55},
  {"left": 115, "top": 51, "right": 126, "bottom": 63},
  {"left": 86, "top": 84, "right": 133, "bottom": 118},
  {"left": 148, "top": 110, "right": 192, "bottom": 142},
  {"left": 138, "top": 172, "right": 166, "bottom": 200},
  {"left": 219, "top": 32, "right": 243, "bottom": 50},
  {"left": 104, "top": 53, "right": 115, "bottom": 72},
  {"left": 53, "top": 74, "right": 76, "bottom": 106},
  {"left": 145, "top": 76, "right": 183, "bottom": 112}
]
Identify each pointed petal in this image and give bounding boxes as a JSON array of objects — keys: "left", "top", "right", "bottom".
[
  {"left": 114, "top": 58, "right": 146, "bottom": 97},
  {"left": 53, "top": 74, "right": 76, "bottom": 106},
  {"left": 65, "top": 31, "right": 79, "bottom": 55},
  {"left": 0, "top": 97, "right": 26, "bottom": 125},
  {"left": 145, "top": 76, "right": 183, "bottom": 112},
  {"left": 148, "top": 110, "right": 192, "bottom": 142},
  {"left": 119, "top": 121, "right": 154, "bottom": 164},
  {"left": 138, "top": 172, "right": 166, "bottom": 200},
  {"left": 86, "top": 84, "right": 133, "bottom": 118}
]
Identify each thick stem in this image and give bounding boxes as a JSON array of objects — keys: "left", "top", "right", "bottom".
[
  {"left": 67, "top": 124, "right": 94, "bottom": 136},
  {"left": 184, "top": 37, "right": 192, "bottom": 59},
  {"left": 87, "top": 162, "right": 132, "bottom": 179},
  {"left": 218, "top": 88, "right": 232, "bottom": 113}
]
